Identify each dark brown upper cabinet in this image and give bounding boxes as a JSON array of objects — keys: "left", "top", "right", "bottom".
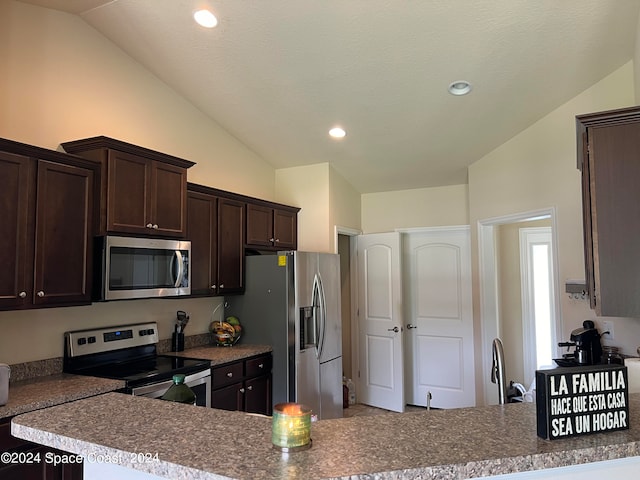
[
  {"left": 187, "top": 184, "right": 245, "bottom": 296},
  {"left": 576, "top": 106, "right": 640, "bottom": 317},
  {"left": 246, "top": 201, "right": 299, "bottom": 250},
  {"left": 61, "top": 136, "right": 194, "bottom": 238},
  {"left": 0, "top": 139, "right": 97, "bottom": 310}
]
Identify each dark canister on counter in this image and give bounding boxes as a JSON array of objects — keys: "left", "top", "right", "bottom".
[
  {"left": 160, "top": 374, "right": 196, "bottom": 404},
  {"left": 602, "top": 346, "right": 624, "bottom": 365}
]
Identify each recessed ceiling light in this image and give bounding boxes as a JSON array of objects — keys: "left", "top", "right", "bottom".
[
  {"left": 194, "top": 9, "right": 218, "bottom": 28},
  {"left": 448, "top": 80, "right": 472, "bottom": 96},
  {"left": 329, "top": 127, "right": 346, "bottom": 138}
]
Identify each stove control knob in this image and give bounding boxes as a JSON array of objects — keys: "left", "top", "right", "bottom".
[
  {"left": 139, "top": 330, "right": 146, "bottom": 336},
  {"left": 88, "top": 336, "right": 96, "bottom": 344},
  {"left": 148, "top": 328, "right": 155, "bottom": 335},
  {"left": 77, "top": 338, "right": 87, "bottom": 346}
]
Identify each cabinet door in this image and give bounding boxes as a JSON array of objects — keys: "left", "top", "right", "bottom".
[
  {"left": 151, "top": 162, "right": 187, "bottom": 237},
  {"left": 106, "top": 150, "right": 150, "bottom": 234},
  {"left": 187, "top": 191, "right": 217, "bottom": 296},
  {"left": 211, "top": 382, "right": 244, "bottom": 411},
  {"left": 0, "top": 420, "right": 83, "bottom": 480},
  {"left": 273, "top": 209, "right": 297, "bottom": 250},
  {"left": 0, "top": 152, "right": 34, "bottom": 309},
  {"left": 33, "top": 161, "right": 94, "bottom": 306},
  {"left": 244, "top": 375, "right": 271, "bottom": 415},
  {"left": 586, "top": 122, "right": 640, "bottom": 316},
  {"left": 246, "top": 203, "right": 274, "bottom": 247},
  {"left": 217, "top": 198, "right": 245, "bottom": 294}
]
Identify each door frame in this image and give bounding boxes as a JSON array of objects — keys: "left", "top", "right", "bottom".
[{"left": 477, "top": 207, "right": 562, "bottom": 405}]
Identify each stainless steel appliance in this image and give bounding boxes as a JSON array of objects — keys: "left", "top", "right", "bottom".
[
  {"left": 0, "top": 364, "right": 9, "bottom": 406},
  {"left": 225, "top": 251, "right": 343, "bottom": 419},
  {"left": 491, "top": 338, "right": 507, "bottom": 405},
  {"left": 555, "top": 320, "right": 603, "bottom": 367},
  {"left": 63, "top": 323, "right": 211, "bottom": 407},
  {"left": 95, "top": 236, "right": 191, "bottom": 301}
]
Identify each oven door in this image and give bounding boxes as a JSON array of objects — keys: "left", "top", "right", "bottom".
[{"left": 131, "top": 369, "right": 211, "bottom": 407}]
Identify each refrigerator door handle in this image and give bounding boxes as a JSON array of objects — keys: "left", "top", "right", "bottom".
[
  {"left": 312, "top": 274, "right": 326, "bottom": 359},
  {"left": 316, "top": 274, "right": 327, "bottom": 359}
]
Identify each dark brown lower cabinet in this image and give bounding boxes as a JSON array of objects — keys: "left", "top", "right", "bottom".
[
  {"left": 0, "top": 418, "right": 83, "bottom": 480},
  {"left": 211, "top": 353, "right": 272, "bottom": 415}
]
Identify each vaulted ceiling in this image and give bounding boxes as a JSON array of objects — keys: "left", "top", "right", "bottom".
[{"left": 19, "top": 1, "right": 640, "bottom": 193}]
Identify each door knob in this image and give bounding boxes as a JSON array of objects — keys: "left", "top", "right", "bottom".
[
  {"left": 19, "top": 291, "right": 27, "bottom": 298},
  {"left": 387, "top": 326, "right": 399, "bottom": 333},
  {"left": 37, "top": 291, "right": 45, "bottom": 297},
  {"left": 407, "top": 324, "right": 417, "bottom": 329}
]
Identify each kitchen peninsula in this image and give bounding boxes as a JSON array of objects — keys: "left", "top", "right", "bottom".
[{"left": 11, "top": 392, "right": 640, "bottom": 480}]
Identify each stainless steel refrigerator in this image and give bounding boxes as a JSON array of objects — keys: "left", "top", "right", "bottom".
[{"left": 225, "top": 251, "right": 343, "bottom": 419}]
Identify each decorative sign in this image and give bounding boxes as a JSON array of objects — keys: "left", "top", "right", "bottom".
[{"left": 536, "top": 364, "right": 629, "bottom": 440}]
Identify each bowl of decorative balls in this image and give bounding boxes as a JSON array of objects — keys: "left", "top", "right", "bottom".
[{"left": 210, "top": 316, "right": 242, "bottom": 346}]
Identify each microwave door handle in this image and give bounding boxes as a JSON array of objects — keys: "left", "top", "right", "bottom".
[{"left": 173, "top": 250, "right": 184, "bottom": 288}]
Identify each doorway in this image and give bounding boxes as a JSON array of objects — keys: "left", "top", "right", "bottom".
[
  {"left": 335, "top": 227, "right": 360, "bottom": 387},
  {"left": 478, "top": 208, "right": 562, "bottom": 405},
  {"left": 519, "top": 226, "right": 556, "bottom": 385}
]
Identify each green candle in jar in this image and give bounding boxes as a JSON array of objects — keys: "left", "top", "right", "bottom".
[{"left": 271, "top": 403, "right": 312, "bottom": 451}]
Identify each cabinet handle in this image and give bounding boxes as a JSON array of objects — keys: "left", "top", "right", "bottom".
[
  {"left": 37, "top": 291, "right": 45, "bottom": 297},
  {"left": 146, "top": 223, "right": 153, "bottom": 228},
  {"left": 275, "top": 238, "right": 280, "bottom": 243},
  {"left": 19, "top": 291, "right": 27, "bottom": 298},
  {"left": 226, "top": 372, "right": 233, "bottom": 378},
  {"left": 269, "top": 238, "right": 275, "bottom": 242},
  {"left": 258, "top": 363, "right": 264, "bottom": 369},
  {"left": 219, "top": 284, "right": 225, "bottom": 289},
  {"left": 152, "top": 224, "right": 158, "bottom": 229},
  {"left": 211, "top": 285, "right": 216, "bottom": 289},
  {"left": 240, "top": 388, "right": 245, "bottom": 394},
  {"left": 247, "top": 385, "right": 253, "bottom": 391}
]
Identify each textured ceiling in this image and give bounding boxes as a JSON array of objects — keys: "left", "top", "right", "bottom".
[{"left": 19, "top": 0, "right": 640, "bottom": 193}]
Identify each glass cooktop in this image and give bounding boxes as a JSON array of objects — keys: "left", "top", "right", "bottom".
[{"left": 72, "top": 355, "right": 211, "bottom": 387}]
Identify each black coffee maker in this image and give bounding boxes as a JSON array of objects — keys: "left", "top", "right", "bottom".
[{"left": 556, "top": 320, "right": 603, "bottom": 366}]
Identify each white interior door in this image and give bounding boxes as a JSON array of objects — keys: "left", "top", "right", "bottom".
[
  {"left": 404, "top": 227, "right": 475, "bottom": 408},
  {"left": 356, "top": 232, "right": 404, "bottom": 412}
]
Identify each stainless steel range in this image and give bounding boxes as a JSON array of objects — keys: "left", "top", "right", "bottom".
[{"left": 63, "top": 322, "right": 211, "bottom": 407}]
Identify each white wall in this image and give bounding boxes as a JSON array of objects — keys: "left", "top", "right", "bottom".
[
  {"left": 361, "top": 184, "right": 469, "bottom": 233},
  {"left": 276, "top": 163, "right": 361, "bottom": 253},
  {"left": 329, "top": 166, "right": 362, "bottom": 247},
  {"left": 0, "top": 1, "right": 274, "bottom": 200},
  {"left": 275, "top": 163, "right": 331, "bottom": 252},
  {"left": 468, "top": 61, "right": 640, "bottom": 403}
]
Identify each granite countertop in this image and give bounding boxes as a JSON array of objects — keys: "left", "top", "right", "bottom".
[
  {"left": 0, "top": 343, "right": 269, "bottom": 421},
  {"left": 0, "top": 374, "right": 124, "bottom": 420},
  {"left": 11, "top": 392, "right": 640, "bottom": 479},
  {"left": 169, "top": 344, "right": 272, "bottom": 366}
]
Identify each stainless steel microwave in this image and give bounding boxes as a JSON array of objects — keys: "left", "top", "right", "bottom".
[{"left": 95, "top": 236, "right": 191, "bottom": 301}]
